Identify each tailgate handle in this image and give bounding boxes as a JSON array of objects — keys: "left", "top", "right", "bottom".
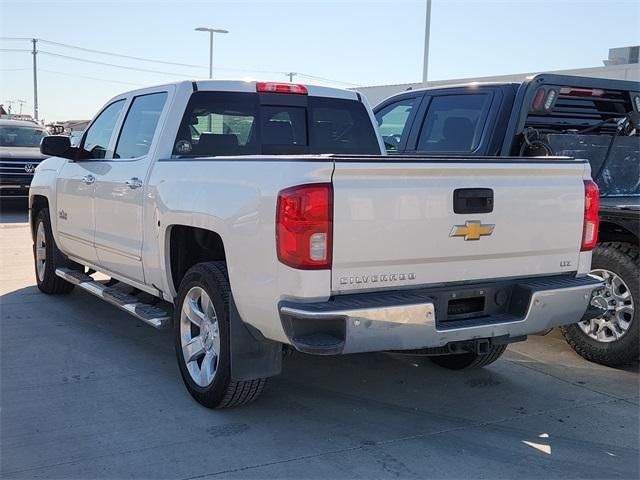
[{"left": 453, "top": 188, "right": 494, "bottom": 214}]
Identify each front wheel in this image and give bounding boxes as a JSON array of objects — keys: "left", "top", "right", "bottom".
[
  {"left": 33, "top": 208, "right": 79, "bottom": 294},
  {"left": 429, "top": 344, "right": 507, "bottom": 370},
  {"left": 561, "top": 242, "right": 639, "bottom": 367},
  {"left": 174, "top": 261, "right": 265, "bottom": 408}
]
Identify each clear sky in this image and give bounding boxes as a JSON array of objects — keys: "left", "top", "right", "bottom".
[{"left": 1, "top": 0, "right": 639, "bottom": 122}]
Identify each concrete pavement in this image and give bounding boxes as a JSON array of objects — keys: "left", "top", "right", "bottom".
[{"left": 1, "top": 201, "right": 638, "bottom": 479}]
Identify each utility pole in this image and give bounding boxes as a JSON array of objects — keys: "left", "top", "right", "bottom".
[
  {"left": 17, "top": 100, "right": 26, "bottom": 115},
  {"left": 32, "top": 38, "right": 39, "bottom": 120},
  {"left": 286, "top": 72, "right": 297, "bottom": 82},
  {"left": 5, "top": 100, "right": 15, "bottom": 115},
  {"left": 422, "top": 0, "right": 432, "bottom": 85}
]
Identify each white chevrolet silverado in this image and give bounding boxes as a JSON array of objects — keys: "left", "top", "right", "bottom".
[{"left": 30, "top": 80, "right": 603, "bottom": 408}]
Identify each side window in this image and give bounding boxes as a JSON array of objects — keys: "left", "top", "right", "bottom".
[
  {"left": 417, "top": 94, "right": 491, "bottom": 153},
  {"left": 375, "top": 98, "right": 417, "bottom": 152},
  {"left": 81, "top": 100, "right": 125, "bottom": 159},
  {"left": 114, "top": 92, "right": 168, "bottom": 159}
]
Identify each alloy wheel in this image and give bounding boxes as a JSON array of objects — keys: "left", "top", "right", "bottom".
[
  {"left": 35, "top": 221, "right": 47, "bottom": 282},
  {"left": 180, "top": 286, "right": 221, "bottom": 387},
  {"left": 579, "top": 269, "right": 635, "bottom": 342}
]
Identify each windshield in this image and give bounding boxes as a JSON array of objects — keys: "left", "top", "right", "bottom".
[{"left": 0, "top": 126, "right": 49, "bottom": 147}]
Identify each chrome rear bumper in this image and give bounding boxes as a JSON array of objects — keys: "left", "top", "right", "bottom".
[{"left": 279, "top": 275, "right": 603, "bottom": 355}]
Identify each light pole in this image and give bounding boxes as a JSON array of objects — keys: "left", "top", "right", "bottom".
[
  {"left": 422, "top": 0, "right": 432, "bottom": 85},
  {"left": 195, "top": 27, "right": 229, "bottom": 79}
]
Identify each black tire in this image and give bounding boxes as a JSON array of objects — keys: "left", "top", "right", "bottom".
[
  {"left": 174, "top": 261, "right": 266, "bottom": 408},
  {"left": 560, "top": 242, "right": 639, "bottom": 367},
  {"left": 429, "top": 344, "right": 507, "bottom": 370},
  {"left": 32, "top": 208, "right": 81, "bottom": 294}
]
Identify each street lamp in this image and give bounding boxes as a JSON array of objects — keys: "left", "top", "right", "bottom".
[
  {"left": 195, "top": 27, "right": 229, "bottom": 79},
  {"left": 422, "top": 0, "right": 432, "bottom": 85}
]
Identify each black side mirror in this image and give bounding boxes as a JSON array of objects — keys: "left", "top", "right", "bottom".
[{"left": 41, "top": 135, "right": 72, "bottom": 158}]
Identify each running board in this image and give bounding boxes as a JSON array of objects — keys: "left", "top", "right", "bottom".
[{"left": 55, "top": 268, "right": 172, "bottom": 329}]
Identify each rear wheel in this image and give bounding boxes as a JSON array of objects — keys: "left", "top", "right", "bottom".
[
  {"left": 561, "top": 242, "right": 639, "bottom": 367},
  {"left": 174, "top": 261, "right": 265, "bottom": 408},
  {"left": 429, "top": 344, "right": 507, "bottom": 370},
  {"left": 33, "top": 208, "right": 80, "bottom": 294}
]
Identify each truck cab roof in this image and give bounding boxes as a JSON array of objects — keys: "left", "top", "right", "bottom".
[
  {"left": 385, "top": 73, "right": 639, "bottom": 98},
  {"left": 104, "top": 79, "right": 362, "bottom": 106}
]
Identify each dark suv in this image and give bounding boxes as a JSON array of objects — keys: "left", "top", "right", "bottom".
[{"left": 0, "top": 119, "right": 49, "bottom": 198}]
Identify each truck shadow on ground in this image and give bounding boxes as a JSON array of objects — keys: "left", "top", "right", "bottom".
[
  {"left": 3, "top": 283, "right": 637, "bottom": 420},
  {"left": 3, "top": 284, "right": 639, "bottom": 479}
]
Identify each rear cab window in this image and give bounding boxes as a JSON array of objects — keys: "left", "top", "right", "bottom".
[
  {"left": 416, "top": 94, "right": 492, "bottom": 153},
  {"left": 173, "top": 91, "right": 380, "bottom": 157}
]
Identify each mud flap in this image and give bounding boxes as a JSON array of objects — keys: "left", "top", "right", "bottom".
[{"left": 229, "top": 294, "right": 282, "bottom": 381}]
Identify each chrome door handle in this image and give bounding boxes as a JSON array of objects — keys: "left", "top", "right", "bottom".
[
  {"left": 82, "top": 174, "right": 96, "bottom": 185},
  {"left": 125, "top": 177, "right": 143, "bottom": 189}
]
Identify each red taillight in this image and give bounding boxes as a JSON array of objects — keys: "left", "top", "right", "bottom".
[
  {"left": 581, "top": 180, "right": 600, "bottom": 251},
  {"left": 532, "top": 87, "right": 546, "bottom": 110},
  {"left": 531, "top": 87, "right": 559, "bottom": 112},
  {"left": 257, "top": 82, "right": 308, "bottom": 95},
  {"left": 276, "top": 184, "right": 333, "bottom": 269},
  {"left": 560, "top": 87, "right": 605, "bottom": 97}
]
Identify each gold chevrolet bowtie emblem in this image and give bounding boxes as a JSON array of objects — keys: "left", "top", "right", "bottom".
[{"left": 449, "top": 221, "right": 495, "bottom": 241}]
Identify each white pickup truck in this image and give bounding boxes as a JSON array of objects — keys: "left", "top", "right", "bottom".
[{"left": 30, "top": 80, "right": 602, "bottom": 408}]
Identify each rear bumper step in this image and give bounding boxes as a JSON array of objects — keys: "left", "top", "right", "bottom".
[
  {"left": 279, "top": 275, "right": 603, "bottom": 355},
  {"left": 55, "top": 268, "right": 171, "bottom": 329}
]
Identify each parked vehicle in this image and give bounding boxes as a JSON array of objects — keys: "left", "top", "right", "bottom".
[
  {"left": 69, "top": 130, "right": 84, "bottom": 147},
  {"left": 30, "top": 80, "right": 601, "bottom": 408},
  {"left": 373, "top": 73, "right": 639, "bottom": 366},
  {"left": 0, "top": 119, "right": 48, "bottom": 198}
]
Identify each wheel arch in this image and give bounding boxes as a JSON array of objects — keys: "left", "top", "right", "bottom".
[
  {"left": 166, "top": 224, "right": 227, "bottom": 297},
  {"left": 29, "top": 194, "right": 50, "bottom": 241},
  {"left": 598, "top": 219, "right": 639, "bottom": 246}
]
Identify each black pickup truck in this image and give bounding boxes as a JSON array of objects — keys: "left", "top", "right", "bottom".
[{"left": 373, "top": 74, "right": 640, "bottom": 366}]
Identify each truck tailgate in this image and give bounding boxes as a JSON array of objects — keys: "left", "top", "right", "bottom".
[{"left": 331, "top": 158, "right": 588, "bottom": 293}]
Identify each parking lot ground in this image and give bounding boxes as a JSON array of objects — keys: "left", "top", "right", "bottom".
[{"left": 1, "top": 201, "right": 638, "bottom": 479}]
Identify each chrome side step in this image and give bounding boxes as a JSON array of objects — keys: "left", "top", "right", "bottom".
[{"left": 55, "top": 268, "right": 172, "bottom": 329}]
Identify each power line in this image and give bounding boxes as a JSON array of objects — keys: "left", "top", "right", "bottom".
[
  {"left": 297, "top": 73, "right": 360, "bottom": 87},
  {"left": 37, "top": 49, "right": 305, "bottom": 79},
  {"left": 2, "top": 37, "right": 272, "bottom": 73},
  {"left": 38, "top": 39, "right": 208, "bottom": 69},
  {"left": 1, "top": 37, "right": 362, "bottom": 88},
  {"left": 37, "top": 50, "right": 286, "bottom": 77},
  {"left": 39, "top": 51, "right": 197, "bottom": 78},
  {"left": 40, "top": 69, "right": 146, "bottom": 87}
]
